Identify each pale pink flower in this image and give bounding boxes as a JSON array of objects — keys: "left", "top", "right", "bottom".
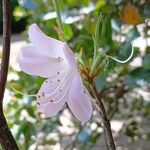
[{"left": 18, "top": 24, "right": 93, "bottom": 123}]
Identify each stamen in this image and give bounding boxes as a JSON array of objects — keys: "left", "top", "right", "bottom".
[
  {"left": 50, "top": 100, "right": 54, "bottom": 102},
  {"left": 58, "top": 56, "right": 63, "bottom": 62},
  {"left": 37, "top": 102, "right": 40, "bottom": 105},
  {"left": 38, "top": 95, "right": 41, "bottom": 98},
  {"left": 42, "top": 92, "right": 45, "bottom": 97},
  {"left": 83, "top": 90, "right": 88, "bottom": 94},
  {"left": 57, "top": 79, "right": 60, "bottom": 82}
]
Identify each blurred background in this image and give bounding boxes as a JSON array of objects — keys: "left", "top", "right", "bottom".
[{"left": 0, "top": 0, "right": 150, "bottom": 149}]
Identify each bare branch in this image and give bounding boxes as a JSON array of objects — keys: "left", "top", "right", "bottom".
[
  {"left": 0, "top": 0, "right": 19, "bottom": 149},
  {"left": 89, "top": 81, "right": 116, "bottom": 150}
]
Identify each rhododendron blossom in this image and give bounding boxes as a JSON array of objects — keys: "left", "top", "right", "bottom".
[{"left": 18, "top": 24, "right": 93, "bottom": 123}]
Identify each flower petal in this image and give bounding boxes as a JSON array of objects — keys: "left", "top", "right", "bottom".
[
  {"left": 37, "top": 70, "right": 70, "bottom": 104},
  {"left": 67, "top": 71, "right": 93, "bottom": 123},
  {"left": 63, "top": 43, "right": 77, "bottom": 68},
  {"left": 37, "top": 95, "right": 66, "bottom": 117},
  {"left": 37, "top": 71, "right": 73, "bottom": 117},
  {"left": 18, "top": 46, "right": 67, "bottom": 77},
  {"left": 28, "top": 24, "right": 66, "bottom": 59}
]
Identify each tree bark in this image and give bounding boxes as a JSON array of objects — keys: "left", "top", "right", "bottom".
[
  {"left": 89, "top": 82, "right": 116, "bottom": 150},
  {"left": 0, "top": 110, "right": 19, "bottom": 150},
  {"left": 0, "top": 0, "right": 19, "bottom": 149}
]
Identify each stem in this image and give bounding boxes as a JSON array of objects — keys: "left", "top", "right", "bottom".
[
  {"left": 0, "top": 0, "right": 19, "bottom": 149},
  {"left": 52, "top": 0, "right": 65, "bottom": 41},
  {"left": 89, "top": 82, "right": 116, "bottom": 150}
]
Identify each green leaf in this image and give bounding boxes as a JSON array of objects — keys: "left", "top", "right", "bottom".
[
  {"left": 80, "top": 0, "right": 89, "bottom": 5},
  {"left": 89, "top": 133, "right": 101, "bottom": 143},
  {"left": 143, "top": 54, "right": 150, "bottom": 70},
  {"left": 65, "top": 0, "right": 89, "bottom": 7},
  {"left": 42, "top": 139, "right": 57, "bottom": 145},
  {"left": 95, "top": 13, "right": 103, "bottom": 50},
  {"left": 118, "top": 43, "right": 132, "bottom": 61},
  {"left": 126, "top": 27, "right": 140, "bottom": 42},
  {"left": 95, "top": 0, "right": 106, "bottom": 10},
  {"left": 145, "top": 46, "right": 150, "bottom": 54},
  {"left": 26, "top": 106, "right": 36, "bottom": 118},
  {"left": 15, "top": 121, "right": 28, "bottom": 140},
  {"left": 126, "top": 67, "right": 150, "bottom": 87},
  {"left": 63, "top": 24, "right": 73, "bottom": 40},
  {"left": 102, "top": 5, "right": 117, "bottom": 14},
  {"left": 126, "top": 127, "right": 135, "bottom": 138},
  {"left": 9, "top": 82, "right": 22, "bottom": 91},
  {"left": 100, "top": 15, "right": 112, "bottom": 46}
]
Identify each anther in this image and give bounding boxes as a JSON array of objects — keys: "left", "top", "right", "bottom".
[
  {"left": 83, "top": 90, "right": 86, "bottom": 94},
  {"left": 42, "top": 92, "right": 45, "bottom": 97},
  {"left": 38, "top": 95, "right": 41, "bottom": 98},
  {"left": 58, "top": 56, "right": 63, "bottom": 62},
  {"left": 50, "top": 100, "right": 54, "bottom": 102},
  {"left": 57, "top": 79, "right": 60, "bottom": 82}
]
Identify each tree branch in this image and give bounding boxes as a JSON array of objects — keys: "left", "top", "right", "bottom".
[
  {"left": 89, "top": 81, "right": 116, "bottom": 150},
  {"left": 0, "top": 0, "right": 19, "bottom": 149}
]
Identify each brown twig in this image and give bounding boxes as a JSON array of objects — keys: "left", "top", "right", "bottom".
[
  {"left": 0, "top": 0, "right": 19, "bottom": 149},
  {"left": 89, "top": 81, "right": 116, "bottom": 150}
]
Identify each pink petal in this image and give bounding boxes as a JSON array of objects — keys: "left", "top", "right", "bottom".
[
  {"left": 37, "top": 71, "right": 73, "bottom": 117},
  {"left": 37, "top": 70, "right": 70, "bottom": 104},
  {"left": 67, "top": 71, "right": 93, "bottom": 123},
  {"left": 37, "top": 95, "right": 66, "bottom": 117},
  {"left": 18, "top": 46, "right": 67, "bottom": 77},
  {"left": 63, "top": 43, "right": 77, "bottom": 68},
  {"left": 37, "top": 74, "right": 71, "bottom": 117},
  {"left": 28, "top": 24, "right": 66, "bottom": 59}
]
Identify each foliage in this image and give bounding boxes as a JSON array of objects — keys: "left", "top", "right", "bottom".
[{"left": 2, "top": 0, "right": 150, "bottom": 149}]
